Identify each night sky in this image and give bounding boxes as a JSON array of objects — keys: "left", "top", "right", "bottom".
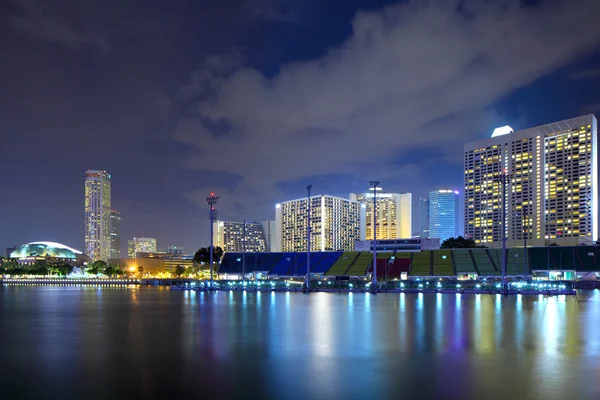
[{"left": 1, "top": 0, "right": 600, "bottom": 254}]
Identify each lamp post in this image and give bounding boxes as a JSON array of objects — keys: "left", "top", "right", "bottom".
[
  {"left": 305, "top": 185, "right": 312, "bottom": 292},
  {"left": 242, "top": 219, "right": 246, "bottom": 282},
  {"left": 516, "top": 210, "right": 528, "bottom": 277},
  {"left": 206, "top": 192, "right": 219, "bottom": 290},
  {"left": 495, "top": 171, "right": 512, "bottom": 292},
  {"left": 370, "top": 181, "right": 380, "bottom": 292}
]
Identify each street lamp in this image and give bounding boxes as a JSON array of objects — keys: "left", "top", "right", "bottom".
[
  {"left": 305, "top": 185, "right": 312, "bottom": 292},
  {"left": 369, "top": 180, "right": 380, "bottom": 292},
  {"left": 495, "top": 171, "right": 512, "bottom": 292},
  {"left": 242, "top": 219, "right": 246, "bottom": 283},
  {"left": 515, "top": 210, "right": 528, "bottom": 276},
  {"left": 206, "top": 192, "right": 220, "bottom": 290}
]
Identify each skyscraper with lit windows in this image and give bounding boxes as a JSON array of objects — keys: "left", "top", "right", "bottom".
[
  {"left": 464, "top": 114, "right": 598, "bottom": 247},
  {"left": 85, "top": 170, "right": 111, "bottom": 261},
  {"left": 213, "top": 220, "right": 267, "bottom": 252},
  {"left": 275, "top": 195, "right": 365, "bottom": 252},
  {"left": 109, "top": 210, "right": 121, "bottom": 259},
  {"left": 428, "top": 190, "right": 460, "bottom": 242},
  {"left": 350, "top": 188, "right": 412, "bottom": 239}
]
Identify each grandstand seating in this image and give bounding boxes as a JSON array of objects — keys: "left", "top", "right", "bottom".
[
  {"left": 345, "top": 252, "right": 373, "bottom": 276},
  {"left": 453, "top": 250, "right": 478, "bottom": 274},
  {"left": 366, "top": 252, "right": 394, "bottom": 278},
  {"left": 410, "top": 251, "right": 431, "bottom": 276},
  {"left": 506, "top": 248, "right": 528, "bottom": 276},
  {"left": 292, "top": 252, "right": 329, "bottom": 276},
  {"left": 268, "top": 253, "right": 296, "bottom": 276},
  {"left": 471, "top": 249, "right": 500, "bottom": 276},
  {"left": 387, "top": 254, "right": 411, "bottom": 278},
  {"left": 311, "top": 252, "right": 343, "bottom": 274},
  {"left": 574, "top": 246, "right": 600, "bottom": 272},
  {"left": 259, "top": 253, "right": 284, "bottom": 274},
  {"left": 432, "top": 250, "right": 454, "bottom": 276},
  {"left": 217, "top": 252, "right": 237, "bottom": 274},
  {"left": 325, "top": 252, "right": 359, "bottom": 276},
  {"left": 488, "top": 249, "right": 503, "bottom": 271}
]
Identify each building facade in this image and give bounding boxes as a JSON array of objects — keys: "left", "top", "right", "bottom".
[
  {"left": 84, "top": 170, "right": 111, "bottom": 261},
  {"left": 428, "top": 190, "right": 460, "bottom": 242},
  {"left": 276, "top": 194, "right": 365, "bottom": 252},
  {"left": 261, "top": 220, "right": 276, "bottom": 252},
  {"left": 354, "top": 238, "right": 440, "bottom": 252},
  {"left": 213, "top": 220, "right": 267, "bottom": 252},
  {"left": 419, "top": 197, "right": 429, "bottom": 238},
  {"left": 464, "top": 114, "right": 598, "bottom": 247},
  {"left": 127, "top": 237, "right": 157, "bottom": 258},
  {"left": 167, "top": 245, "right": 184, "bottom": 256},
  {"left": 109, "top": 210, "right": 121, "bottom": 259},
  {"left": 349, "top": 188, "right": 412, "bottom": 240}
]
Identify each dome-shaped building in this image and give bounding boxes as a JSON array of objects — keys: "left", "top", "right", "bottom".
[{"left": 10, "top": 242, "right": 88, "bottom": 265}]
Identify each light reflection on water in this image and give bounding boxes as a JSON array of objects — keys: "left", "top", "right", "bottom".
[{"left": 1, "top": 286, "right": 600, "bottom": 399}]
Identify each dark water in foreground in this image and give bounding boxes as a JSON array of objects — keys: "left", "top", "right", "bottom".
[{"left": 1, "top": 286, "right": 600, "bottom": 400}]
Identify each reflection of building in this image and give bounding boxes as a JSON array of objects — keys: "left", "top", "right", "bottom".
[
  {"left": 276, "top": 194, "right": 365, "bottom": 252},
  {"left": 261, "top": 220, "right": 276, "bottom": 252},
  {"left": 214, "top": 220, "right": 267, "bottom": 252},
  {"left": 110, "top": 210, "right": 121, "bottom": 259},
  {"left": 428, "top": 190, "right": 460, "bottom": 242},
  {"left": 465, "top": 114, "right": 598, "bottom": 247},
  {"left": 350, "top": 188, "right": 412, "bottom": 239},
  {"left": 10, "top": 241, "right": 89, "bottom": 266},
  {"left": 127, "top": 237, "right": 157, "bottom": 257},
  {"left": 167, "top": 245, "right": 184, "bottom": 256},
  {"left": 85, "top": 170, "right": 112, "bottom": 261},
  {"left": 419, "top": 197, "right": 429, "bottom": 238},
  {"left": 354, "top": 238, "right": 440, "bottom": 252}
]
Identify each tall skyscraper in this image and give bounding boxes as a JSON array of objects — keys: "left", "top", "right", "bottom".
[
  {"left": 85, "top": 170, "right": 111, "bottom": 261},
  {"left": 350, "top": 188, "right": 412, "bottom": 239},
  {"left": 276, "top": 195, "right": 365, "bottom": 252},
  {"left": 428, "top": 190, "right": 460, "bottom": 242},
  {"left": 464, "top": 114, "right": 598, "bottom": 247},
  {"left": 214, "top": 220, "right": 267, "bottom": 252},
  {"left": 419, "top": 197, "right": 429, "bottom": 238},
  {"left": 127, "top": 237, "right": 157, "bottom": 257},
  {"left": 109, "top": 210, "right": 121, "bottom": 259}
]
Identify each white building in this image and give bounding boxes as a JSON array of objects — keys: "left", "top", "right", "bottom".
[
  {"left": 464, "top": 114, "right": 598, "bottom": 247},
  {"left": 261, "top": 220, "right": 276, "bottom": 252},
  {"left": 213, "top": 220, "right": 267, "bottom": 252},
  {"left": 84, "top": 170, "right": 111, "bottom": 261},
  {"left": 275, "top": 194, "right": 365, "bottom": 252},
  {"left": 127, "top": 237, "right": 157, "bottom": 258},
  {"left": 349, "top": 188, "right": 412, "bottom": 240}
]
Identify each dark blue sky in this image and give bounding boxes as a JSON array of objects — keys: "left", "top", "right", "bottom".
[{"left": 1, "top": 0, "right": 600, "bottom": 254}]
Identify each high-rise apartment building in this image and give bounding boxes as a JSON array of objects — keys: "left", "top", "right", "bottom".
[
  {"left": 127, "top": 237, "right": 157, "bottom": 258},
  {"left": 464, "top": 114, "right": 598, "bottom": 247},
  {"left": 428, "top": 190, "right": 460, "bottom": 242},
  {"left": 261, "top": 220, "right": 276, "bottom": 252},
  {"left": 350, "top": 188, "right": 412, "bottom": 239},
  {"left": 419, "top": 197, "right": 429, "bottom": 238},
  {"left": 276, "top": 195, "right": 365, "bottom": 252},
  {"left": 85, "top": 170, "right": 111, "bottom": 261},
  {"left": 214, "top": 220, "right": 267, "bottom": 252},
  {"left": 109, "top": 210, "right": 121, "bottom": 259}
]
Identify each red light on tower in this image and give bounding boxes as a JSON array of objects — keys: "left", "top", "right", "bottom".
[{"left": 210, "top": 192, "right": 214, "bottom": 196}]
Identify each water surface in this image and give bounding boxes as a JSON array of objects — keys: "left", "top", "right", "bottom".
[{"left": 1, "top": 286, "right": 600, "bottom": 399}]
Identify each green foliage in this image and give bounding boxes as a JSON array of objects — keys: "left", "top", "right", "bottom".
[
  {"left": 87, "top": 260, "right": 107, "bottom": 275},
  {"left": 174, "top": 265, "right": 186, "bottom": 277},
  {"left": 441, "top": 236, "right": 483, "bottom": 249}
]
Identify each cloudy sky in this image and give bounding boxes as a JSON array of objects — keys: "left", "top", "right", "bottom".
[{"left": 1, "top": 0, "right": 600, "bottom": 253}]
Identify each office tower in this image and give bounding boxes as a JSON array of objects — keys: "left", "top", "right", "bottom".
[
  {"left": 464, "top": 114, "right": 598, "bottom": 247},
  {"left": 84, "top": 170, "right": 111, "bottom": 261},
  {"left": 350, "top": 188, "right": 412, "bottom": 240},
  {"left": 4, "top": 246, "right": 16, "bottom": 259},
  {"left": 261, "top": 220, "right": 276, "bottom": 252},
  {"left": 167, "top": 245, "right": 184, "bottom": 256},
  {"left": 428, "top": 190, "right": 460, "bottom": 242},
  {"left": 213, "top": 220, "right": 267, "bottom": 252},
  {"left": 127, "top": 237, "right": 157, "bottom": 257},
  {"left": 419, "top": 197, "right": 429, "bottom": 238},
  {"left": 276, "top": 194, "right": 365, "bottom": 252},
  {"left": 109, "top": 210, "right": 121, "bottom": 259}
]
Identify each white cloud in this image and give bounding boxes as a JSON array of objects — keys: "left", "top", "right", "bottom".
[{"left": 175, "top": 0, "right": 600, "bottom": 219}]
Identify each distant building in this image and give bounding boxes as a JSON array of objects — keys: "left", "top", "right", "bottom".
[
  {"left": 465, "top": 114, "right": 598, "bottom": 247},
  {"left": 127, "top": 237, "right": 157, "bottom": 258},
  {"left": 167, "top": 245, "right": 184, "bottom": 256},
  {"left": 428, "top": 190, "right": 460, "bottom": 242},
  {"left": 261, "top": 220, "right": 276, "bottom": 252},
  {"left": 4, "top": 246, "right": 16, "bottom": 259},
  {"left": 419, "top": 197, "right": 429, "bottom": 238},
  {"left": 214, "top": 220, "right": 267, "bottom": 252},
  {"left": 350, "top": 188, "right": 412, "bottom": 240},
  {"left": 109, "top": 210, "right": 121, "bottom": 259},
  {"left": 276, "top": 194, "right": 365, "bottom": 252},
  {"left": 354, "top": 238, "right": 440, "bottom": 252},
  {"left": 84, "top": 170, "right": 111, "bottom": 261},
  {"left": 9, "top": 241, "right": 89, "bottom": 266}
]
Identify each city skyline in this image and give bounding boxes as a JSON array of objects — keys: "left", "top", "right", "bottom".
[{"left": 2, "top": 0, "right": 600, "bottom": 253}]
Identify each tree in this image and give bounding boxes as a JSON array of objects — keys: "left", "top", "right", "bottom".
[
  {"left": 174, "top": 265, "right": 186, "bottom": 277},
  {"left": 87, "top": 260, "right": 107, "bottom": 275},
  {"left": 137, "top": 266, "right": 144, "bottom": 277},
  {"left": 441, "top": 236, "right": 481, "bottom": 249},
  {"left": 193, "top": 246, "right": 224, "bottom": 264}
]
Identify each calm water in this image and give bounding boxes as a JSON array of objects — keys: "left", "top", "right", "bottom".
[{"left": 1, "top": 286, "right": 600, "bottom": 400}]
